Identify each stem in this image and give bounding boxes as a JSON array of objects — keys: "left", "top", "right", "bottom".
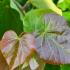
[
  {"left": 13, "top": 0, "right": 25, "bottom": 16},
  {"left": 22, "top": 1, "right": 30, "bottom": 10},
  {"left": 19, "top": 32, "right": 27, "bottom": 38}
]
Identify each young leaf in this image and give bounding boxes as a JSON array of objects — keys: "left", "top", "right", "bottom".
[
  {"left": 0, "top": 30, "right": 18, "bottom": 50},
  {"left": 0, "top": 30, "right": 36, "bottom": 69},
  {"left": 0, "top": 30, "right": 19, "bottom": 69},
  {"left": 35, "top": 13, "right": 70, "bottom": 64},
  {"left": 12, "top": 33, "right": 36, "bottom": 69}
]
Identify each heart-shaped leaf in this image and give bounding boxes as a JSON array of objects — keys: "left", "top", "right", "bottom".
[
  {"left": 35, "top": 13, "right": 70, "bottom": 64},
  {"left": 0, "top": 30, "right": 36, "bottom": 69}
]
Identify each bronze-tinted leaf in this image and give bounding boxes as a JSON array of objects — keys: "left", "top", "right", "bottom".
[
  {"left": 12, "top": 33, "right": 36, "bottom": 69},
  {"left": 35, "top": 13, "right": 70, "bottom": 64},
  {"left": 0, "top": 30, "right": 36, "bottom": 69},
  {"left": 0, "top": 30, "right": 19, "bottom": 69},
  {"left": 0, "top": 49, "right": 9, "bottom": 70}
]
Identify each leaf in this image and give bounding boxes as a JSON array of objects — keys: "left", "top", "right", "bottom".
[
  {"left": 58, "top": 0, "right": 70, "bottom": 11},
  {"left": 34, "top": 13, "right": 70, "bottom": 64},
  {"left": 29, "top": 0, "right": 62, "bottom": 15},
  {"left": 14, "top": 33, "right": 36, "bottom": 69},
  {"left": 0, "top": 30, "right": 18, "bottom": 49},
  {"left": 58, "top": 0, "right": 64, "bottom": 4},
  {"left": 13, "top": 61, "right": 29, "bottom": 70},
  {"left": 58, "top": 1, "right": 68, "bottom": 11},
  {"left": 0, "top": 30, "right": 19, "bottom": 69},
  {"left": 29, "top": 58, "right": 39, "bottom": 70},
  {"left": 24, "top": 9, "right": 53, "bottom": 32},
  {"left": 22, "top": 65, "right": 31, "bottom": 70},
  {"left": 63, "top": 12, "right": 70, "bottom": 25},
  {"left": 0, "top": 30, "right": 36, "bottom": 69},
  {"left": 0, "top": 49, "right": 9, "bottom": 70},
  {"left": 61, "top": 64, "right": 70, "bottom": 70},
  {"left": 29, "top": 51, "right": 45, "bottom": 70}
]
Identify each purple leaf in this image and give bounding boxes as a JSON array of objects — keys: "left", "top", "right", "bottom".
[{"left": 35, "top": 13, "right": 70, "bottom": 64}]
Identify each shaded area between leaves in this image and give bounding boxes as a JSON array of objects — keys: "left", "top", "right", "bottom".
[
  {"left": 44, "top": 64, "right": 60, "bottom": 70},
  {"left": 0, "top": 0, "right": 23, "bottom": 39}
]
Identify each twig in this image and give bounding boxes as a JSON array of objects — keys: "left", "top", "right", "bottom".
[{"left": 22, "top": 1, "right": 30, "bottom": 11}]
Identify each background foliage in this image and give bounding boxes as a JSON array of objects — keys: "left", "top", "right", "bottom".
[{"left": 0, "top": 0, "right": 70, "bottom": 70}]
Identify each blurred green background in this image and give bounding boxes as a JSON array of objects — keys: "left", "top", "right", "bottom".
[{"left": 0, "top": 0, "right": 70, "bottom": 70}]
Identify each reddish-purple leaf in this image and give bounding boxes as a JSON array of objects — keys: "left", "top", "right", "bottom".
[
  {"left": 0, "top": 30, "right": 18, "bottom": 49},
  {"left": 12, "top": 33, "right": 36, "bottom": 69},
  {"left": 0, "top": 31, "right": 36, "bottom": 69}
]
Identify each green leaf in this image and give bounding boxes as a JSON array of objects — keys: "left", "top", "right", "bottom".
[
  {"left": 29, "top": 0, "right": 62, "bottom": 15},
  {"left": 58, "top": 0, "right": 70, "bottom": 11},
  {"left": 24, "top": 9, "right": 53, "bottom": 32},
  {"left": 58, "top": 1, "right": 67, "bottom": 11},
  {"left": 63, "top": 12, "right": 70, "bottom": 25},
  {"left": 61, "top": 64, "right": 70, "bottom": 70}
]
